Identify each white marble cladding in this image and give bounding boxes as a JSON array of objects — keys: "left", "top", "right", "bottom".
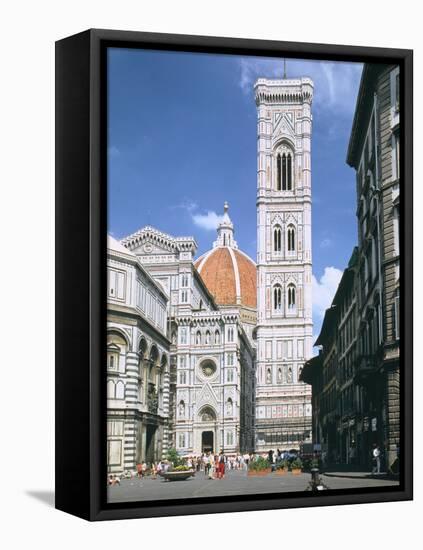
[
  {"left": 255, "top": 76, "right": 313, "bottom": 450},
  {"left": 107, "top": 239, "right": 171, "bottom": 472},
  {"left": 119, "top": 226, "right": 256, "bottom": 456}
]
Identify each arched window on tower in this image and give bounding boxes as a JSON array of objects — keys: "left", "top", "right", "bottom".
[
  {"left": 276, "top": 154, "right": 282, "bottom": 191},
  {"left": 279, "top": 149, "right": 294, "bottom": 191},
  {"left": 273, "top": 284, "right": 282, "bottom": 312},
  {"left": 287, "top": 225, "right": 296, "bottom": 253},
  {"left": 287, "top": 284, "right": 296, "bottom": 311},
  {"left": 274, "top": 225, "right": 282, "bottom": 253},
  {"left": 287, "top": 153, "right": 292, "bottom": 190},
  {"left": 282, "top": 154, "right": 287, "bottom": 190}
]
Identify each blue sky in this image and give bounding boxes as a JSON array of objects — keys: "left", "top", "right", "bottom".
[{"left": 107, "top": 48, "right": 363, "bottom": 341}]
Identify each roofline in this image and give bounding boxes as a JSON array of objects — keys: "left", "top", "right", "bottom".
[{"left": 346, "top": 63, "right": 394, "bottom": 167}]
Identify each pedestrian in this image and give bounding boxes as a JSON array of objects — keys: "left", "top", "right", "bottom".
[
  {"left": 371, "top": 443, "right": 381, "bottom": 474},
  {"left": 218, "top": 451, "right": 226, "bottom": 479},
  {"left": 208, "top": 454, "right": 215, "bottom": 479}
]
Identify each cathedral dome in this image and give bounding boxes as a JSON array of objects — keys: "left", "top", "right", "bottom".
[{"left": 195, "top": 203, "right": 257, "bottom": 310}]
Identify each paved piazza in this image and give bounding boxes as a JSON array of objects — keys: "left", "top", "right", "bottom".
[{"left": 107, "top": 469, "right": 399, "bottom": 503}]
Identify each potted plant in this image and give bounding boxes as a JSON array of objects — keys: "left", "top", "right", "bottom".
[
  {"left": 248, "top": 456, "right": 271, "bottom": 477},
  {"left": 290, "top": 457, "right": 303, "bottom": 475},
  {"left": 275, "top": 459, "right": 289, "bottom": 475},
  {"left": 160, "top": 448, "right": 195, "bottom": 481}
]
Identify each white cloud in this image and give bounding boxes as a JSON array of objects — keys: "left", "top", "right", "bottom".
[
  {"left": 192, "top": 210, "right": 224, "bottom": 231},
  {"left": 312, "top": 266, "right": 343, "bottom": 322},
  {"left": 238, "top": 57, "right": 362, "bottom": 116}
]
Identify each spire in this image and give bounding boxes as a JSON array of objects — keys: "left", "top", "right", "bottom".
[{"left": 213, "top": 202, "right": 238, "bottom": 249}]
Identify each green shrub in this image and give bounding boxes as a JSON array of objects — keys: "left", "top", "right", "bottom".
[
  {"left": 172, "top": 465, "right": 192, "bottom": 472},
  {"left": 275, "top": 459, "right": 289, "bottom": 470},
  {"left": 249, "top": 456, "right": 270, "bottom": 471},
  {"left": 166, "top": 448, "right": 185, "bottom": 467},
  {"left": 291, "top": 457, "right": 303, "bottom": 470}
]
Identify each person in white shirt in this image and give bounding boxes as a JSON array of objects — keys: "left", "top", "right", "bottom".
[{"left": 372, "top": 444, "right": 381, "bottom": 474}]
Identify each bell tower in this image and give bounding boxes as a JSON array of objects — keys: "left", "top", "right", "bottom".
[{"left": 254, "top": 76, "right": 314, "bottom": 452}]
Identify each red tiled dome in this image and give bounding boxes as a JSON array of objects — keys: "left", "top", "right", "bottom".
[{"left": 195, "top": 247, "right": 257, "bottom": 309}]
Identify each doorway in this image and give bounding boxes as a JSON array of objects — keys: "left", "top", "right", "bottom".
[
  {"left": 146, "top": 425, "right": 156, "bottom": 464},
  {"left": 202, "top": 431, "right": 214, "bottom": 454}
]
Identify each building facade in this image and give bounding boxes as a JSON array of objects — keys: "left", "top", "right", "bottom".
[
  {"left": 347, "top": 63, "right": 400, "bottom": 470},
  {"left": 302, "top": 249, "right": 360, "bottom": 465},
  {"left": 302, "top": 63, "right": 400, "bottom": 471},
  {"left": 254, "top": 77, "right": 314, "bottom": 451},
  {"left": 121, "top": 211, "right": 256, "bottom": 457},
  {"left": 107, "top": 236, "right": 171, "bottom": 474}
]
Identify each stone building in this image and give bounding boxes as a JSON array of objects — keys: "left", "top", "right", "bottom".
[
  {"left": 107, "top": 235, "right": 171, "bottom": 474},
  {"left": 302, "top": 63, "right": 400, "bottom": 471},
  {"left": 254, "top": 76, "right": 314, "bottom": 451},
  {"left": 301, "top": 249, "right": 360, "bottom": 465},
  {"left": 347, "top": 63, "right": 400, "bottom": 470},
  {"left": 120, "top": 207, "right": 256, "bottom": 456}
]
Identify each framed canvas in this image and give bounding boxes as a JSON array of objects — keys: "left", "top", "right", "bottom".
[{"left": 55, "top": 28, "right": 413, "bottom": 521}]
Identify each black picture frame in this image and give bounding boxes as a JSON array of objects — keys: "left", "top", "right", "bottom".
[{"left": 55, "top": 28, "right": 413, "bottom": 521}]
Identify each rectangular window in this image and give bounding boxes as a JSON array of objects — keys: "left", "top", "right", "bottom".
[
  {"left": 265, "top": 340, "right": 272, "bottom": 360},
  {"left": 297, "top": 339, "right": 304, "bottom": 358},
  {"left": 227, "top": 369, "right": 234, "bottom": 382},
  {"left": 107, "top": 421, "right": 124, "bottom": 436},
  {"left": 108, "top": 269, "right": 126, "bottom": 300},
  {"left": 390, "top": 67, "right": 400, "bottom": 127},
  {"left": 180, "top": 327, "right": 187, "bottom": 345},
  {"left": 107, "top": 440, "right": 122, "bottom": 466},
  {"left": 392, "top": 131, "right": 400, "bottom": 181},
  {"left": 287, "top": 340, "right": 293, "bottom": 358},
  {"left": 276, "top": 340, "right": 282, "bottom": 359},
  {"left": 394, "top": 293, "right": 400, "bottom": 340}
]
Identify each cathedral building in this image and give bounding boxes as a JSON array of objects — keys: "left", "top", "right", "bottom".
[
  {"left": 254, "top": 77, "right": 314, "bottom": 451},
  {"left": 106, "top": 73, "right": 317, "bottom": 468},
  {"left": 120, "top": 206, "right": 256, "bottom": 457}
]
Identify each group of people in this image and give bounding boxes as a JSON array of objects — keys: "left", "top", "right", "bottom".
[{"left": 183, "top": 452, "right": 253, "bottom": 478}]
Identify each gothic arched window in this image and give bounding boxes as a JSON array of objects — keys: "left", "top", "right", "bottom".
[
  {"left": 215, "top": 330, "right": 220, "bottom": 345},
  {"left": 287, "top": 153, "right": 292, "bottom": 190},
  {"left": 274, "top": 225, "right": 282, "bottom": 252},
  {"left": 273, "top": 284, "right": 282, "bottom": 311},
  {"left": 278, "top": 149, "right": 293, "bottom": 191},
  {"left": 196, "top": 331, "right": 201, "bottom": 345},
  {"left": 287, "top": 225, "right": 296, "bottom": 252},
  {"left": 276, "top": 154, "right": 282, "bottom": 191},
  {"left": 205, "top": 330, "right": 211, "bottom": 345},
  {"left": 287, "top": 284, "right": 296, "bottom": 311}
]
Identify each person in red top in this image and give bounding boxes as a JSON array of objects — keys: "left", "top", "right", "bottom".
[{"left": 218, "top": 451, "right": 226, "bottom": 479}]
